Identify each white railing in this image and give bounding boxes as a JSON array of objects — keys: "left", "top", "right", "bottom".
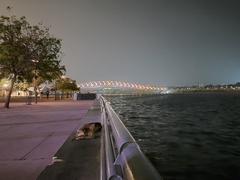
[{"left": 99, "top": 95, "right": 162, "bottom": 180}]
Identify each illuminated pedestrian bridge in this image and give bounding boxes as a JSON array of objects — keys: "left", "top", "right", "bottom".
[{"left": 79, "top": 81, "right": 167, "bottom": 94}]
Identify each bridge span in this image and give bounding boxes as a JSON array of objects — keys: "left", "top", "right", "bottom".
[{"left": 79, "top": 81, "right": 167, "bottom": 94}]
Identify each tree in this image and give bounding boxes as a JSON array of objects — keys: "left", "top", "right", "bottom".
[
  {"left": 0, "top": 15, "right": 65, "bottom": 108},
  {"left": 0, "top": 16, "right": 33, "bottom": 108},
  {"left": 55, "top": 77, "right": 79, "bottom": 98},
  {"left": 26, "top": 25, "right": 65, "bottom": 103}
]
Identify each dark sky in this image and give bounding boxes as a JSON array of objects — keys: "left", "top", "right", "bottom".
[{"left": 1, "top": 0, "right": 240, "bottom": 86}]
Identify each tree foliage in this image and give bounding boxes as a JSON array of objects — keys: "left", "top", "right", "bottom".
[
  {"left": 55, "top": 77, "right": 79, "bottom": 93},
  {"left": 0, "top": 14, "right": 65, "bottom": 108},
  {"left": 0, "top": 16, "right": 32, "bottom": 81},
  {"left": 26, "top": 25, "right": 65, "bottom": 82}
]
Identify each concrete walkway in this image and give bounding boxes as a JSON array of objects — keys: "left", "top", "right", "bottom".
[
  {"left": 37, "top": 101, "right": 102, "bottom": 180},
  {"left": 0, "top": 101, "right": 94, "bottom": 180}
]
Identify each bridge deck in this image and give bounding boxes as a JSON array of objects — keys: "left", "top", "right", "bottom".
[{"left": 0, "top": 101, "right": 99, "bottom": 180}]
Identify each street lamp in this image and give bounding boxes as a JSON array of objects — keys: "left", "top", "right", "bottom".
[{"left": 32, "top": 59, "right": 39, "bottom": 104}]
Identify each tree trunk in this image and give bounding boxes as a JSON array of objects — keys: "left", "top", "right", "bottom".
[
  {"left": 54, "top": 90, "right": 57, "bottom": 100},
  {"left": 4, "top": 76, "right": 16, "bottom": 108},
  {"left": 60, "top": 91, "right": 63, "bottom": 100},
  {"left": 34, "top": 86, "right": 38, "bottom": 104}
]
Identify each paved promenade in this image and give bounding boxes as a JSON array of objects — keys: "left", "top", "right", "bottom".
[{"left": 0, "top": 101, "right": 94, "bottom": 180}]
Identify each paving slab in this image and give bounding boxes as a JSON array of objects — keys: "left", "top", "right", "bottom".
[
  {"left": 0, "top": 101, "right": 94, "bottom": 180},
  {"left": 37, "top": 101, "right": 102, "bottom": 180}
]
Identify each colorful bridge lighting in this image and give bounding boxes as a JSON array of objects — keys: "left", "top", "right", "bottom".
[{"left": 79, "top": 81, "right": 164, "bottom": 92}]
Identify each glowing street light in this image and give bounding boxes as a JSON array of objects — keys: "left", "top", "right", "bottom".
[
  {"left": 61, "top": 75, "right": 67, "bottom": 79},
  {"left": 3, "top": 83, "right": 9, "bottom": 88}
]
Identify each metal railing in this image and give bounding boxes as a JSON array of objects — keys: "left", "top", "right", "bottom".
[{"left": 99, "top": 95, "right": 162, "bottom": 180}]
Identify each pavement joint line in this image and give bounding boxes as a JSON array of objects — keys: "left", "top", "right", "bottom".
[
  {"left": 0, "top": 126, "right": 13, "bottom": 134},
  {"left": 0, "top": 109, "right": 89, "bottom": 115},
  {"left": 0, "top": 118, "right": 83, "bottom": 127},
  {"left": 0, "top": 157, "right": 48, "bottom": 161},
  {"left": 0, "top": 132, "right": 70, "bottom": 141},
  {"left": 19, "top": 132, "right": 55, "bottom": 160}
]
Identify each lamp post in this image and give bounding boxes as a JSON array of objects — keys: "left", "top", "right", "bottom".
[{"left": 32, "top": 59, "right": 39, "bottom": 104}]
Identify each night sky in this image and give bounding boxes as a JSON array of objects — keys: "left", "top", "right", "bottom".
[{"left": 1, "top": 0, "right": 240, "bottom": 86}]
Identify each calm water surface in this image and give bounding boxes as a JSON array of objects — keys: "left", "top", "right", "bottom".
[{"left": 106, "top": 93, "right": 240, "bottom": 180}]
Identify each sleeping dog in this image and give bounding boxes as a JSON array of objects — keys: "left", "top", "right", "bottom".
[{"left": 74, "top": 122, "right": 102, "bottom": 140}]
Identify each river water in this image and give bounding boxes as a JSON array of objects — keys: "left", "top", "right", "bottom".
[{"left": 105, "top": 93, "right": 240, "bottom": 180}]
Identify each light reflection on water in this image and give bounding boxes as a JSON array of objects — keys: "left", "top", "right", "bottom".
[{"left": 106, "top": 93, "right": 240, "bottom": 180}]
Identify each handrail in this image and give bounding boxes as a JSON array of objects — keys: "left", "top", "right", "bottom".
[
  {"left": 101, "top": 97, "right": 136, "bottom": 152},
  {"left": 99, "top": 95, "right": 162, "bottom": 180}
]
